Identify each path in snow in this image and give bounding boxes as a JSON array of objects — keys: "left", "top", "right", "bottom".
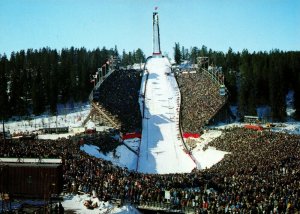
[{"left": 137, "top": 57, "right": 196, "bottom": 174}]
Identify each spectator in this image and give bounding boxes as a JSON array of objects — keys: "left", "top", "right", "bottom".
[
  {"left": 95, "top": 69, "right": 142, "bottom": 133},
  {"left": 177, "top": 70, "right": 227, "bottom": 134},
  {"left": 1, "top": 126, "right": 299, "bottom": 213}
]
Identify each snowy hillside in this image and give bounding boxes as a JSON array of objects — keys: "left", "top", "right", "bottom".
[{"left": 5, "top": 103, "right": 91, "bottom": 136}]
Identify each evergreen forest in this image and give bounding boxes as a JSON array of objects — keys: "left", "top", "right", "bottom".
[
  {"left": 174, "top": 44, "right": 300, "bottom": 121},
  {"left": 0, "top": 46, "right": 145, "bottom": 119},
  {"left": 1, "top": 45, "right": 300, "bottom": 122}
]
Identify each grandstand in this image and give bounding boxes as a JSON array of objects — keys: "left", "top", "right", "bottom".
[
  {"left": 176, "top": 63, "right": 229, "bottom": 134},
  {"left": 92, "top": 69, "right": 142, "bottom": 133}
]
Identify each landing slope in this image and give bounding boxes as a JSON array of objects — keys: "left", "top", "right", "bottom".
[{"left": 138, "top": 57, "right": 196, "bottom": 174}]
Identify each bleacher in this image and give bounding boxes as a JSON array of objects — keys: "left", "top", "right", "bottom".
[
  {"left": 176, "top": 69, "right": 228, "bottom": 134},
  {"left": 95, "top": 69, "right": 142, "bottom": 133}
]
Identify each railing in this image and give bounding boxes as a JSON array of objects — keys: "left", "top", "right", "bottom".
[
  {"left": 200, "top": 68, "right": 229, "bottom": 125},
  {"left": 136, "top": 57, "right": 152, "bottom": 172},
  {"left": 85, "top": 67, "right": 122, "bottom": 129},
  {"left": 201, "top": 68, "right": 229, "bottom": 95},
  {"left": 122, "top": 141, "right": 138, "bottom": 156},
  {"left": 169, "top": 69, "right": 197, "bottom": 165},
  {"left": 89, "top": 68, "right": 115, "bottom": 102}
]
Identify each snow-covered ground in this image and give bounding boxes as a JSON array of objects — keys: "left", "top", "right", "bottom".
[
  {"left": 80, "top": 143, "right": 138, "bottom": 171},
  {"left": 62, "top": 194, "right": 140, "bottom": 214},
  {"left": 5, "top": 103, "right": 91, "bottom": 136},
  {"left": 191, "top": 130, "right": 229, "bottom": 170},
  {"left": 214, "top": 121, "right": 300, "bottom": 135}
]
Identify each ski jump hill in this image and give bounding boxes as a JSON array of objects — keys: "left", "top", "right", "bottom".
[
  {"left": 137, "top": 57, "right": 196, "bottom": 174},
  {"left": 86, "top": 10, "right": 229, "bottom": 174}
]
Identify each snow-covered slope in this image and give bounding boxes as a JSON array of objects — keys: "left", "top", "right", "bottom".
[
  {"left": 81, "top": 143, "right": 138, "bottom": 171},
  {"left": 137, "top": 57, "right": 196, "bottom": 174}
]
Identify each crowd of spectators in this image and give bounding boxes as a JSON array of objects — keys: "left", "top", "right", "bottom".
[
  {"left": 176, "top": 70, "right": 227, "bottom": 134},
  {"left": 95, "top": 69, "right": 142, "bottom": 133},
  {"left": 1, "top": 126, "right": 299, "bottom": 213}
]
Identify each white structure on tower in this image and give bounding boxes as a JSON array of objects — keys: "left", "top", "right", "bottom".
[{"left": 153, "top": 10, "right": 161, "bottom": 56}]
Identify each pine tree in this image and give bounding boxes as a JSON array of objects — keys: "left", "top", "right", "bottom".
[
  {"left": 294, "top": 73, "right": 300, "bottom": 119},
  {"left": 135, "top": 48, "right": 145, "bottom": 63},
  {"left": 114, "top": 45, "right": 119, "bottom": 57},
  {"left": 238, "top": 49, "right": 256, "bottom": 116},
  {"left": 199, "top": 45, "right": 208, "bottom": 57},
  {"left": 48, "top": 50, "right": 59, "bottom": 113},
  {"left": 190, "top": 47, "right": 198, "bottom": 64},
  {"left": 0, "top": 55, "right": 9, "bottom": 119},
  {"left": 174, "top": 43, "right": 181, "bottom": 65},
  {"left": 268, "top": 52, "right": 286, "bottom": 121},
  {"left": 9, "top": 52, "right": 27, "bottom": 116},
  {"left": 224, "top": 47, "right": 239, "bottom": 103},
  {"left": 32, "top": 69, "right": 45, "bottom": 115}
]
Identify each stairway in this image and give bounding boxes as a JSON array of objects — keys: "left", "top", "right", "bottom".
[{"left": 82, "top": 102, "right": 121, "bottom": 130}]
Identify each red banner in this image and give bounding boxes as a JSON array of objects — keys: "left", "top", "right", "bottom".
[
  {"left": 122, "top": 132, "right": 142, "bottom": 140},
  {"left": 244, "top": 124, "right": 263, "bottom": 131},
  {"left": 183, "top": 133, "right": 200, "bottom": 139}
]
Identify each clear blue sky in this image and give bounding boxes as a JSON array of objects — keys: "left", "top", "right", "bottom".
[{"left": 1, "top": 0, "right": 299, "bottom": 58}]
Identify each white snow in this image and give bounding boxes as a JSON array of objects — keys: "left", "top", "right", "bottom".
[
  {"left": 123, "top": 138, "right": 141, "bottom": 153},
  {"left": 268, "top": 122, "right": 300, "bottom": 135},
  {"left": 4, "top": 104, "right": 91, "bottom": 136},
  {"left": 137, "top": 57, "right": 196, "bottom": 174},
  {"left": 191, "top": 130, "right": 229, "bottom": 170},
  {"left": 61, "top": 194, "right": 141, "bottom": 214},
  {"left": 38, "top": 133, "right": 72, "bottom": 140},
  {"left": 86, "top": 121, "right": 96, "bottom": 130},
  {"left": 81, "top": 144, "right": 138, "bottom": 171},
  {"left": 286, "top": 90, "right": 296, "bottom": 117}
]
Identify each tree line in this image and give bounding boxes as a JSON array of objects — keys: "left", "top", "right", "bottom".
[
  {"left": 0, "top": 46, "right": 145, "bottom": 119},
  {"left": 1, "top": 44, "right": 299, "bottom": 122},
  {"left": 174, "top": 44, "right": 300, "bottom": 121}
]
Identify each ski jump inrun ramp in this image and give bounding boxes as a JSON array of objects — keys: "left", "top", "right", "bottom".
[{"left": 137, "top": 57, "right": 196, "bottom": 174}]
